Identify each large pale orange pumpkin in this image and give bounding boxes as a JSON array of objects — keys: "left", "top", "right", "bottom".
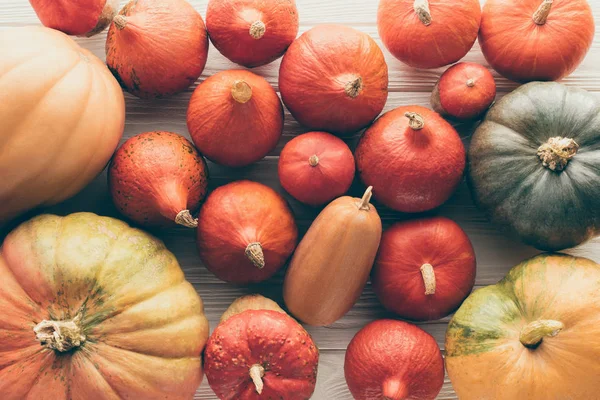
[
  {"left": 0, "top": 213, "right": 209, "bottom": 399},
  {"left": 0, "top": 27, "right": 125, "bottom": 224}
]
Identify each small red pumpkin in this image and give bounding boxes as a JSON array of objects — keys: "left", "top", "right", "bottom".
[
  {"left": 279, "top": 25, "right": 389, "bottom": 136},
  {"left": 372, "top": 217, "right": 476, "bottom": 321},
  {"left": 197, "top": 181, "right": 298, "bottom": 284},
  {"left": 355, "top": 106, "right": 465, "bottom": 213},
  {"left": 29, "top": 0, "right": 118, "bottom": 36},
  {"left": 479, "top": 0, "right": 595, "bottom": 82},
  {"left": 206, "top": 0, "right": 299, "bottom": 67},
  {"left": 108, "top": 131, "right": 209, "bottom": 228},
  {"left": 205, "top": 295, "right": 319, "bottom": 400},
  {"left": 431, "top": 62, "right": 496, "bottom": 120},
  {"left": 187, "top": 70, "right": 283, "bottom": 168},
  {"left": 278, "top": 132, "right": 355, "bottom": 206},
  {"left": 378, "top": 0, "right": 481, "bottom": 69},
  {"left": 345, "top": 319, "right": 445, "bottom": 400},
  {"left": 105, "top": 0, "right": 209, "bottom": 98}
]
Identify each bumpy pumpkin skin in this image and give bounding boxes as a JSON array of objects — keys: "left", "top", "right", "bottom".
[
  {"left": 29, "top": 0, "right": 118, "bottom": 37},
  {"left": 468, "top": 82, "right": 600, "bottom": 251},
  {"left": 446, "top": 254, "right": 600, "bottom": 400},
  {"left": 0, "top": 213, "right": 209, "bottom": 399}
]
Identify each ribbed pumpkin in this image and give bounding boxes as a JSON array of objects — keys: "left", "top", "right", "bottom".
[
  {"left": 29, "top": 0, "right": 118, "bottom": 36},
  {"left": 0, "top": 213, "right": 209, "bottom": 399}
]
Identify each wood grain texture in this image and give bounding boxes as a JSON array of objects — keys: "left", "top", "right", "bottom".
[{"left": 2, "top": 0, "right": 600, "bottom": 399}]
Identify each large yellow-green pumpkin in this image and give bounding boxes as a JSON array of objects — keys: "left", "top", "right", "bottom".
[
  {"left": 446, "top": 254, "right": 600, "bottom": 399},
  {"left": 0, "top": 213, "right": 209, "bottom": 399}
]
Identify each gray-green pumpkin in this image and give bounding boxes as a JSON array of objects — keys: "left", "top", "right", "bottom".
[{"left": 468, "top": 82, "right": 600, "bottom": 251}]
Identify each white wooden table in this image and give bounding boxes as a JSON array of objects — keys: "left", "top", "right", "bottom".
[{"left": 2, "top": 1, "right": 600, "bottom": 398}]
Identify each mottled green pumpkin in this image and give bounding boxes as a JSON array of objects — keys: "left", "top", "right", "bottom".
[
  {"left": 468, "top": 82, "right": 600, "bottom": 251},
  {"left": 446, "top": 253, "right": 600, "bottom": 399}
]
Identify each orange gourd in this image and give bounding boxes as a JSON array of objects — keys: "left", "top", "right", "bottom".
[{"left": 29, "top": 0, "right": 118, "bottom": 36}]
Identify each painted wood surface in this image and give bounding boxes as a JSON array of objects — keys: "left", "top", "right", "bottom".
[{"left": 2, "top": 0, "right": 600, "bottom": 398}]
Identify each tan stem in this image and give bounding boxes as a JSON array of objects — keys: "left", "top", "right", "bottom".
[
  {"left": 533, "top": 0, "right": 553, "bottom": 25},
  {"left": 113, "top": 14, "right": 127, "bottom": 30},
  {"left": 357, "top": 186, "right": 374, "bottom": 211},
  {"left": 344, "top": 76, "right": 363, "bottom": 98},
  {"left": 231, "top": 80, "right": 253, "bottom": 104},
  {"left": 404, "top": 112, "right": 425, "bottom": 130},
  {"left": 413, "top": 0, "right": 432, "bottom": 26},
  {"left": 245, "top": 242, "right": 265, "bottom": 269},
  {"left": 34, "top": 315, "right": 86, "bottom": 352},
  {"left": 537, "top": 137, "right": 579, "bottom": 172},
  {"left": 520, "top": 320, "right": 564, "bottom": 348},
  {"left": 420, "top": 263, "right": 436, "bottom": 295},
  {"left": 466, "top": 78, "right": 475, "bottom": 87},
  {"left": 249, "top": 20, "right": 266, "bottom": 39},
  {"left": 249, "top": 364, "right": 265, "bottom": 394},
  {"left": 175, "top": 210, "right": 198, "bottom": 228},
  {"left": 382, "top": 378, "right": 408, "bottom": 400},
  {"left": 308, "top": 155, "right": 319, "bottom": 167}
]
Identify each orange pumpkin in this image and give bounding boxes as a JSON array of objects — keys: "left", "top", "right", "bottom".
[
  {"left": 0, "top": 27, "right": 125, "bottom": 224},
  {"left": 0, "top": 213, "right": 209, "bottom": 399}
]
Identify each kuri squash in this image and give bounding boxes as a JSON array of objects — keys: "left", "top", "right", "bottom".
[
  {"left": 0, "top": 213, "right": 209, "bottom": 399},
  {"left": 446, "top": 253, "right": 600, "bottom": 399},
  {"left": 30, "top": 0, "right": 118, "bottom": 37}
]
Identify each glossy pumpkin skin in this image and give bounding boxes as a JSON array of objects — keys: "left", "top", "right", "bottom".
[
  {"left": 108, "top": 131, "right": 209, "bottom": 228},
  {"left": 431, "top": 62, "right": 496, "bottom": 120},
  {"left": 279, "top": 24, "right": 389, "bottom": 136},
  {"left": 205, "top": 295, "right": 319, "bottom": 400},
  {"left": 378, "top": 0, "right": 481, "bottom": 69},
  {"left": 197, "top": 181, "right": 298, "bottom": 284},
  {"left": 278, "top": 131, "right": 356, "bottom": 206},
  {"left": 29, "top": 0, "right": 118, "bottom": 37},
  {"left": 355, "top": 105, "right": 466, "bottom": 213},
  {"left": 106, "top": 0, "right": 209, "bottom": 98},
  {"left": 0, "top": 27, "right": 125, "bottom": 224},
  {"left": 0, "top": 213, "right": 209, "bottom": 399},
  {"left": 446, "top": 254, "right": 600, "bottom": 399},
  {"left": 187, "top": 70, "right": 284, "bottom": 167},
  {"left": 479, "top": 0, "right": 595, "bottom": 82},
  {"left": 373, "top": 217, "right": 476, "bottom": 321},
  {"left": 345, "top": 320, "right": 445, "bottom": 400},
  {"left": 469, "top": 82, "right": 600, "bottom": 251},
  {"left": 206, "top": 0, "right": 299, "bottom": 67}
]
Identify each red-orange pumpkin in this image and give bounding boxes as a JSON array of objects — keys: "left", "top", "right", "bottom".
[
  {"left": 378, "top": 0, "right": 481, "bottom": 69},
  {"left": 479, "top": 0, "right": 595, "bottom": 82},
  {"left": 206, "top": 0, "right": 299, "bottom": 67},
  {"left": 105, "top": 0, "right": 209, "bottom": 98},
  {"left": 29, "top": 0, "right": 118, "bottom": 36}
]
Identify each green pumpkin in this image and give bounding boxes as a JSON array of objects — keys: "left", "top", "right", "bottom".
[{"left": 468, "top": 82, "right": 600, "bottom": 251}]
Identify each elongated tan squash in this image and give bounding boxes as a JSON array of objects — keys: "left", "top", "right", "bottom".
[{"left": 283, "top": 187, "right": 382, "bottom": 326}]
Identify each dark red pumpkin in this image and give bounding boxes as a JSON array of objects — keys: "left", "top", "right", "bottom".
[
  {"left": 29, "top": 0, "right": 118, "bottom": 37},
  {"left": 197, "top": 181, "right": 298, "bottom": 284},
  {"left": 345, "top": 319, "right": 445, "bottom": 400},
  {"left": 108, "top": 131, "right": 209, "bottom": 228},
  {"left": 431, "top": 62, "right": 496, "bottom": 120},
  {"left": 187, "top": 70, "right": 284, "bottom": 167},
  {"left": 105, "top": 0, "right": 209, "bottom": 98},
  {"left": 378, "top": 0, "right": 481, "bottom": 69},
  {"left": 204, "top": 294, "right": 319, "bottom": 400},
  {"left": 206, "top": 0, "right": 299, "bottom": 67},
  {"left": 278, "top": 131, "right": 355, "bottom": 206},
  {"left": 372, "top": 217, "right": 476, "bottom": 321},
  {"left": 279, "top": 24, "right": 389, "bottom": 136},
  {"left": 479, "top": 0, "right": 595, "bottom": 82},
  {"left": 355, "top": 106, "right": 465, "bottom": 213}
]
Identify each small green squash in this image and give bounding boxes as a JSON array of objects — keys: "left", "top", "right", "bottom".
[{"left": 468, "top": 82, "right": 600, "bottom": 251}]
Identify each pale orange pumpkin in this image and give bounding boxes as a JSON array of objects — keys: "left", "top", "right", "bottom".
[
  {"left": 0, "top": 213, "right": 209, "bottom": 399},
  {"left": 0, "top": 27, "right": 125, "bottom": 225}
]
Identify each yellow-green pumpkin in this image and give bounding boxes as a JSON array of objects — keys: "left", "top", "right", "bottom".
[{"left": 446, "top": 253, "right": 600, "bottom": 399}]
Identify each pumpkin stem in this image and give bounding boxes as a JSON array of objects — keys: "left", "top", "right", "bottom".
[
  {"left": 249, "top": 364, "right": 265, "bottom": 394},
  {"left": 357, "top": 186, "right": 374, "bottom": 211},
  {"left": 231, "top": 80, "right": 253, "bottom": 104},
  {"left": 308, "top": 154, "right": 319, "bottom": 167},
  {"left": 420, "top": 263, "right": 436, "bottom": 295},
  {"left": 533, "top": 0, "right": 553, "bottom": 25},
  {"left": 245, "top": 242, "right": 265, "bottom": 269},
  {"left": 345, "top": 76, "right": 363, "bottom": 98},
  {"left": 34, "top": 315, "right": 86, "bottom": 353},
  {"left": 466, "top": 78, "right": 475, "bottom": 87},
  {"left": 520, "top": 320, "right": 564, "bottom": 348},
  {"left": 413, "top": 0, "right": 432, "bottom": 26},
  {"left": 537, "top": 137, "right": 579, "bottom": 172},
  {"left": 382, "top": 377, "right": 408, "bottom": 400},
  {"left": 174, "top": 210, "right": 198, "bottom": 228},
  {"left": 404, "top": 112, "right": 425, "bottom": 130},
  {"left": 249, "top": 20, "right": 266, "bottom": 39},
  {"left": 113, "top": 14, "right": 127, "bottom": 30}
]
